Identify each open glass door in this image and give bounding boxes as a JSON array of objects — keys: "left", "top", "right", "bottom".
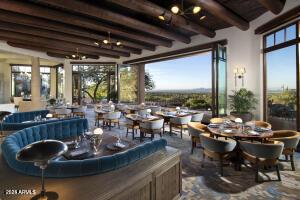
[{"left": 212, "top": 44, "right": 227, "bottom": 116}]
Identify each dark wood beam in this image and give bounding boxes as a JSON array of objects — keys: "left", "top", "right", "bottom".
[
  {"left": 70, "top": 62, "right": 116, "bottom": 65},
  {"left": 187, "top": 0, "right": 249, "bottom": 31},
  {"left": 0, "top": 30, "right": 129, "bottom": 57},
  {"left": 0, "top": 10, "right": 155, "bottom": 51},
  {"left": 0, "top": 0, "right": 172, "bottom": 47},
  {"left": 123, "top": 39, "right": 227, "bottom": 64},
  {"left": 0, "top": 21, "right": 141, "bottom": 55},
  {"left": 255, "top": 5, "right": 300, "bottom": 34},
  {"left": 108, "top": 0, "right": 215, "bottom": 37},
  {"left": 36, "top": 0, "right": 191, "bottom": 43},
  {"left": 0, "top": 34, "right": 120, "bottom": 59},
  {"left": 6, "top": 42, "right": 100, "bottom": 60},
  {"left": 256, "top": 0, "right": 286, "bottom": 15}
]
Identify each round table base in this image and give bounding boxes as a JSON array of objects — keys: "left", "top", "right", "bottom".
[{"left": 31, "top": 191, "right": 59, "bottom": 200}]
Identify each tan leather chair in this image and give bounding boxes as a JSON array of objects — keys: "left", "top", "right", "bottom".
[
  {"left": 255, "top": 121, "right": 272, "bottom": 129},
  {"left": 268, "top": 130, "right": 300, "bottom": 171},
  {"left": 187, "top": 122, "right": 207, "bottom": 154}
]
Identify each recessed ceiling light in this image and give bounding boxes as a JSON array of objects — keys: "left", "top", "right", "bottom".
[
  {"left": 171, "top": 5, "right": 180, "bottom": 14},
  {"left": 193, "top": 6, "right": 201, "bottom": 14}
]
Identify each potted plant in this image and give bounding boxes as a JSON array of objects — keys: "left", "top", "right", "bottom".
[{"left": 229, "top": 88, "right": 258, "bottom": 122}]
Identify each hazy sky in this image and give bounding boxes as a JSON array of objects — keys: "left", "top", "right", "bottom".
[{"left": 145, "top": 52, "right": 212, "bottom": 90}]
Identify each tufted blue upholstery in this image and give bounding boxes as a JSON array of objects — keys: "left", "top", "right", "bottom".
[
  {"left": 1, "top": 110, "right": 74, "bottom": 131},
  {"left": 1, "top": 118, "right": 167, "bottom": 178}
]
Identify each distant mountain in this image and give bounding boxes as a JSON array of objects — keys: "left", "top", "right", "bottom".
[{"left": 148, "top": 88, "right": 211, "bottom": 93}]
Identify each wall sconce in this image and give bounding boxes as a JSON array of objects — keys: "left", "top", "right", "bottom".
[{"left": 234, "top": 67, "right": 246, "bottom": 87}]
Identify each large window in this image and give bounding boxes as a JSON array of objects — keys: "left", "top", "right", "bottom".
[
  {"left": 145, "top": 52, "right": 212, "bottom": 112},
  {"left": 11, "top": 65, "right": 51, "bottom": 98},
  {"left": 264, "top": 22, "right": 300, "bottom": 131},
  {"left": 57, "top": 65, "right": 64, "bottom": 99},
  {"left": 119, "top": 65, "right": 138, "bottom": 103}
]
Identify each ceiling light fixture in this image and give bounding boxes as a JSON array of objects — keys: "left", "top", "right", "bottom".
[
  {"left": 158, "top": 11, "right": 166, "bottom": 21},
  {"left": 95, "top": 32, "right": 122, "bottom": 49},
  {"left": 169, "top": 0, "right": 204, "bottom": 20},
  {"left": 70, "top": 48, "right": 87, "bottom": 60},
  {"left": 200, "top": 15, "right": 206, "bottom": 20}
]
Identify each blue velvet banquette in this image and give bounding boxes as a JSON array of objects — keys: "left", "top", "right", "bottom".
[
  {"left": 1, "top": 118, "right": 167, "bottom": 178},
  {"left": 1, "top": 110, "right": 66, "bottom": 132}
]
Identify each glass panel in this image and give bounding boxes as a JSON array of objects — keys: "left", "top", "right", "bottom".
[
  {"left": 266, "top": 34, "right": 274, "bottom": 48},
  {"left": 286, "top": 24, "right": 296, "bottom": 41},
  {"left": 12, "top": 72, "right": 31, "bottom": 97},
  {"left": 41, "top": 72, "right": 50, "bottom": 99},
  {"left": 57, "top": 66, "right": 64, "bottom": 99},
  {"left": 119, "top": 66, "right": 138, "bottom": 103},
  {"left": 275, "top": 29, "right": 285, "bottom": 45},
  {"left": 266, "top": 45, "right": 297, "bottom": 130},
  {"left": 217, "top": 46, "right": 227, "bottom": 115},
  {"left": 145, "top": 52, "right": 212, "bottom": 113}
]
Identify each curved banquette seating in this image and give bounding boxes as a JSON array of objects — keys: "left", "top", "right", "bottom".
[
  {"left": 1, "top": 118, "right": 167, "bottom": 178},
  {"left": 1, "top": 110, "right": 62, "bottom": 132}
]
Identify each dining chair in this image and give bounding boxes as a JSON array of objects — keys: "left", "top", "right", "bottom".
[
  {"left": 170, "top": 115, "right": 192, "bottom": 138},
  {"left": 103, "top": 111, "right": 121, "bottom": 130},
  {"left": 239, "top": 140, "right": 284, "bottom": 182},
  {"left": 125, "top": 114, "right": 139, "bottom": 139},
  {"left": 268, "top": 130, "right": 300, "bottom": 171},
  {"left": 54, "top": 108, "right": 71, "bottom": 119},
  {"left": 187, "top": 122, "right": 207, "bottom": 154},
  {"left": 210, "top": 118, "right": 224, "bottom": 124},
  {"left": 191, "top": 113, "right": 204, "bottom": 122},
  {"left": 116, "top": 104, "right": 128, "bottom": 116},
  {"left": 73, "top": 106, "right": 87, "bottom": 118},
  {"left": 137, "top": 109, "right": 148, "bottom": 117},
  {"left": 200, "top": 133, "right": 237, "bottom": 176},
  {"left": 140, "top": 118, "right": 164, "bottom": 140},
  {"left": 255, "top": 121, "right": 272, "bottom": 129},
  {"left": 150, "top": 106, "right": 161, "bottom": 115}
]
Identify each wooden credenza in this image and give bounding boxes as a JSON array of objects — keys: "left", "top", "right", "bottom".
[{"left": 0, "top": 146, "right": 181, "bottom": 200}]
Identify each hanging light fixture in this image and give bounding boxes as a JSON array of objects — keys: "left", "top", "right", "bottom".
[
  {"left": 94, "top": 32, "right": 122, "bottom": 49},
  {"left": 169, "top": 0, "right": 204, "bottom": 20},
  {"left": 70, "top": 48, "right": 87, "bottom": 60}
]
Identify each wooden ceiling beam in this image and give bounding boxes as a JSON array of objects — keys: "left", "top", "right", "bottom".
[
  {"left": 187, "top": 0, "right": 249, "bottom": 31},
  {"left": 36, "top": 0, "right": 191, "bottom": 43},
  {"left": 0, "top": 10, "right": 155, "bottom": 52},
  {"left": 256, "top": 0, "right": 286, "bottom": 15},
  {"left": 108, "top": 0, "right": 215, "bottom": 37},
  {"left": 0, "top": 0, "right": 172, "bottom": 47},
  {"left": 46, "top": 52, "right": 98, "bottom": 60},
  {"left": 0, "top": 32, "right": 121, "bottom": 59},
  {"left": 0, "top": 21, "right": 141, "bottom": 55},
  {"left": 6, "top": 41, "right": 100, "bottom": 60}
]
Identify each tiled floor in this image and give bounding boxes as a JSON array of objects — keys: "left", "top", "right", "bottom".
[{"left": 85, "top": 108, "right": 300, "bottom": 200}]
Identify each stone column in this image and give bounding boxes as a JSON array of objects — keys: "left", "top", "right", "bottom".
[
  {"left": 31, "top": 57, "right": 41, "bottom": 102},
  {"left": 137, "top": 64, "right": 145, "bottom": 104},
  {"left": 50, "top": 67, "right": 57, "bottom": 98},
  {"left": 64, "top": 59, "right": 73, "bottom": 104}
]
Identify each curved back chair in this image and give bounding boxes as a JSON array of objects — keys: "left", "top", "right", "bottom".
[
  {"left": 210, "top": 118, "right": 224, "bottom": 124},
  {"left": 150, "top": 106, "right": 161, "bottom": 115},
  {"left": 55, "top": 108, "right": 72, "bottom": 119},
  {"left": 103, "top": 111, "right": 121, "bottom": 130},
  {"left": 200, "top": 133, "right": 237, "bottom": 176},
  {"left": 239, "top": 140, "right": 284, "bottom": 182},
  {"left": 170, "top": 115, "right": 192, "bottom": 139},
  {"left": 125, "top": 114, "right": 139, "bottom": 139},
  {"left": 73, "top": 106, "right": 87, "bottom": 118},
  {"left": 187, "top": 122, "right": 207, "bottom": 154},
  {"left": 140, "top": 118, "right": 164, "bottom": 140},
  {"left": 191, "top": 113, "right": 204, "bottom": 122},
  {"left": 255, "top": 121, "right": 272, "bottom": 129},
  {"left": 268, "top": 130, "right": 300, "bottom": 171},
  {"left": 137, "top": 109, "right": 148, "bottom": 117}
]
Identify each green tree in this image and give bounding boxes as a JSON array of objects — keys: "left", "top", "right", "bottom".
[{"left": 145, "top": 71, "right": 155, "bottom": 91}]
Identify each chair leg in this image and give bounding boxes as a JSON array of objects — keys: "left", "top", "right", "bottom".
[
  {"left": 160, "top": 131, "right": 162, "bottom": 138},
  {"left": 219, "top": 155, "right": 224, "bottom": 176},
  {"left": 276, "top": 164, "right": 281, "bottom": 181},
  {"left": 126, "top": 128, "right": 129, "bottom": 138},
  {"left": 291, "top": 154, "right": 295, "bottom": 171},
  {"left": 191, "top": 141, "right": 195, "bottom": 154},
  {"left": 180, "top": 126, "right": 183, "bottom": 139},
  {"left": 285, "top": 155, "right": 288, "bottom": 161},
  {"left": 132, "top": 129, "right": 135, "bottom": 140},
  {"left": 109, "top": 121, "right": 112, "bottom": 131},
  {"left": 255, "top": 164, "right": 259, "bottom": 183},
  {"left": 201, "top": 152, "right": 205, "bottom": 168},
  {"left": 169, "top": 124, "right": 172, "bottom": 135}
]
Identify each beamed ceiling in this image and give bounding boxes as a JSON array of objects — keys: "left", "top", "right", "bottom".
[{"left": 0, "top": 0, "right": 286, "bottom": 60}]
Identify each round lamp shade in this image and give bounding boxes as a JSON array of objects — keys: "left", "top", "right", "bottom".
[{"left": 16, "top": 140, "right": 68, "bottom": 163}]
